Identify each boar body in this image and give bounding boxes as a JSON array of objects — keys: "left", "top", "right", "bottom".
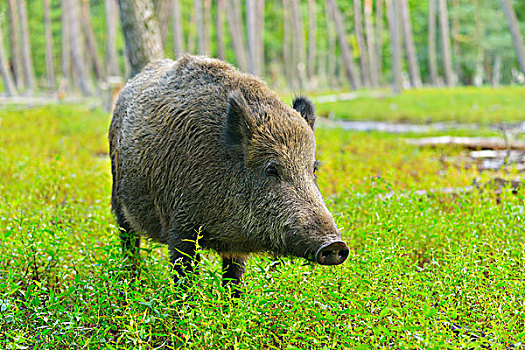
[{"left": 109, "top": 55, "right": 348, "bottom": 285}]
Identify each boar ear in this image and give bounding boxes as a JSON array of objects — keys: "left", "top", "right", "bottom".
[
  {"left": 225, "top": 90, "right": 254, "bottom": 147},
  {"left": 293, "top": 96, "right": 316, "bottom": 130}
]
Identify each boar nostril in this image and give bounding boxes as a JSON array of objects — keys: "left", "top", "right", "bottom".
[{"left": 315, "top": 241, "right": 349, "bottom": 266}]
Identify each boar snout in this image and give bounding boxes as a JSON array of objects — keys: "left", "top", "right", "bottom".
[{"left": 315, "top": 241, "right": 349, "bottom": 265}]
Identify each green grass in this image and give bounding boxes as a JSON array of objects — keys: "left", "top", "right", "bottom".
[
  {"left": 315, "top": 86, "right": 525, "bottom": 124},
  {"left": 1, "top": 105, "right": 524, "bottom": 348}
]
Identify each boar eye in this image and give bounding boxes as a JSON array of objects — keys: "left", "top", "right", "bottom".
[{"left": 265, "top": 164, "right": 279, "bottom": 177}]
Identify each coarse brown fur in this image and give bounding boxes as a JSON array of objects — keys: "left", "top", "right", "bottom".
[{"left": 109, "top": 54, "right": 344, "bottom": 285}]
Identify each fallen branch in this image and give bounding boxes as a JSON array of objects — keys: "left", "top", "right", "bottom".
[
  {"left": 406, "top": 136, "right": 525, "bottom": 150},
  {"left": 377, "top": 177, "right": 523, "bottom": 200}
]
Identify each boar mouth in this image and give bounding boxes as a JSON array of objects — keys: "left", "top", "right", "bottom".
[{"left": 314, "top": 241, "right": 349, "bottom": 266}]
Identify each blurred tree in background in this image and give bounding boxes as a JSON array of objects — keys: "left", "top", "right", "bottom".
[{"left": 0, "top": 0, "right": 524, "bottom": 97}]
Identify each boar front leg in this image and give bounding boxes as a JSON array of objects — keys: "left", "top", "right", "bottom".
[
  {"left": 169, "top": 235, "right": 200, "bottom": 284},
  {"left": 222, "top": 256, "right": 247, "bottom": 296}
]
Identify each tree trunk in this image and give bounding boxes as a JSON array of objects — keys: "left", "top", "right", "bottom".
[
  {"left": 194, "top": 0, "right": 204, "bottom": 55},
  {"left": 307, "top": 0, "right": 316, "bottom": 84},
  {"left": 186, "top": 7, "right": 195, "bottom": 53},
  {"left": 492, "top": 55, "right": 501, "bottom": 86},
  {"left": 154, "top": 0, "right": 172, "bottom": 42},
  {"left": 246, "top": 0, "right": 257, "bottom": 75},
  {"left": 438, "top": 0, "right": 454, "bottom": 86},
  {"left": 216, "top": 0, "right": 225, "bottom": 60},
  {"left": 172, "top": 0, "right": 185, "bottom": 56},
  {"left": 0, "top": 25, "right": 17, "bottom": 96},
  {"left": 399, "top": 0, "right": 421, "bottom": 88},
  {"left": 316, "top": 1, "right": 326, "bottom": 87},
  {"left": 105, "top": 0, "right": 120, "bottom": 76},
  {"left": 225, "top": 0, "right": 248, "bottom": 71},
  {"left": 81, "top": 0, "right": 104, "bottom": 82},
  {"left": 428, "top": 0, "right": 439, "bottom": 85},
  {"left": 17, "top": 0, "right": 36, "bottom": 94},
  {"left": 326, "top": 0, "right": 360, "bottom": 89},
  {"left": 282, "top": 0, "right": 294, "bottom": 87},
  {"left": 256, "top": 0, "right": 265, "bottom": 76},
  {"left": 69, "top": 0, "right": 93, "bottom": 95},
  {"left": 375, "top": 0, "right": 384, "bottom": 84},
  {"left": 364, "top": 0, "right": 379, "bottom": 87},
  {"left": 354, "top": 0, "right": 370, "bottom": 87},
  {"left": 473, "top": 0, "right": 483, "bottom": 86},
  {"left": 501, "top": 0, "right": 525, "bottom": 76},
  {"left": 325, "top": 0, "right": 337, "bottom": 88},
  {"left": 386, "top": 0, "right": 402, "bottom": 93},
  {"left": 118, "top": 0, "right": 164, "bottom": 77},
  {"left": 452, "top": 0, "right": 461, "bottom": 84},
  {"left": 204, "top": 0, "right": 211, "bottom": 56},
  {"left": 291, "top": 0, "right": 306, "bottom": 89},
  {"left": 6, "top": 0, "right": 24, "bottom": 90},
  {"left": 43, "top": 0, "right": 56, "bottom": 89},
  {"left": 61, "top": 0, "right": 71, "bottom": 88}
]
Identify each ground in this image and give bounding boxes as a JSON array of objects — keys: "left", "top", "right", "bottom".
[{"left": 0, "top": 88, "right": 524, "bottom": 348}]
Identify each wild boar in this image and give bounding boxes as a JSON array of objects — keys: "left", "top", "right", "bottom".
[{"left": 109, "top": 55, "right": 348, "bottom": 288}]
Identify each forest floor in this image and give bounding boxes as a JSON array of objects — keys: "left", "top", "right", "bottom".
[
  {"left": 0, "top": 89, "right": 524, "bottom": 348},
  {"left": 314, "top": 86, "right": 525, "bottom": 124}
]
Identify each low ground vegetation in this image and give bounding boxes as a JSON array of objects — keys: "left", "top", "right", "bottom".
[
  {"left": 315, "top": 87, "right": 525, "bottom": 124},
  {"left": 0, "top": 98, "right": 523, "bottom": 348}
]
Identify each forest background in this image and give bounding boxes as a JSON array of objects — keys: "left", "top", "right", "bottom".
[{"left": 1, "top": 0, "right": 525, "bottom": 99}]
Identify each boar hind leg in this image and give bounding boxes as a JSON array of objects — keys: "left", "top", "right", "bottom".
[
  {"left": 169, "top": 236, "right": 200, "bottom": 283},
  {"left": 115, "top": 208, "right": 141, "bottom": 258},
  {"left": 115, "top": 208, "right": 141, "bottom": 279},
  {"left": 222, "top": 256, "right": 247, "bottom": 296}
]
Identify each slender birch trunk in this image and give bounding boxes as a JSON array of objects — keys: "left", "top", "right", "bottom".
[
  {"left": 375, "top": 0, "right": 384, "bottom": 84},
  {"left": 17, "top": 0, "right": 36, "bottom": 94},
  {"left": 473, "top": 0, "right": 483, "bottom": 86},
  {"left": 256, "top": 0, "right": 264, "bottom": 76},
  {"left": 325, "top": 0, "right": 337, "bottom": 88},
  {"left": 6, "top": 0, "right": 24, "bottom": 90},
  {"left": 61, "top": 0, "right": 71, "bottom": 88},
  {"left": 43, "top": 0, "right": 56, "bottom": 89},
  {"left": 428, "top": 0, "right": 439, "bottom": 85},
  {"left": 69, "top": 0, "right": 93, "bottom": 95},
  {"left": 216, "top": 0, "right": 225, "bottom": 60},
  {"left": 326, "top": 0, "right": 360, "bottom": 89},
  {"left": 438, "top": 0, "right": 454, "bottom": 86},
  {"left": 203, "top": 0, "right": 211, "bottom": 56},
  {"left": 291, "top": 0, "right": 306, "bottom": 89},
  {"left": 452, "top": 0, "right": 461, "bottom": 83},
  {"left": 307, "top": 0, "right": 316, "bottom": 84},
  {"left": 225, "top": 0, "right": 248, "bottom": 71},
  {"left": 282, "top": 0, "right": 295, "bottom": 87},
  {"left": 399, "top": 0, "right": 421, "bottom": 87},
  {"left": 105, "top": 0, "right": 120, "bottom": 76},
  {"left": 364, "top": 0, "right": 379, "bottom": 86},
  {"left": 0, "top": 25, "right": 17, "bottom": 96},
  {"left": 386, "top": 0, "right": 402, "bottom": 93},
  {"left": 501, "top": 0, "right": 525, "bottom": 76},
  {"left": 246, "top": 0, "right": 257, "bottom": 75},
  {"left": 354, "top": 0, "right": 370, "bottom": 87},
  {"left": 172, "top": 0, "right": 185, "bottom": 56},
  {"left": 81, "top": 0, "right": 104, "bottom": 81}
]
